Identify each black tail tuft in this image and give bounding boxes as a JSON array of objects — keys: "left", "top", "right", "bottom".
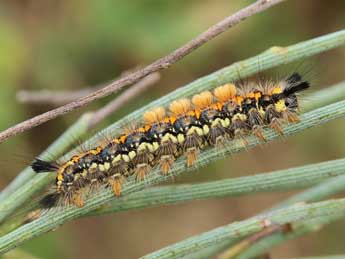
[
  {"left": 283, "top": 73, "right": 310, "bottom": 96},
  {"left": 31, "top": 159, "right": 59, "bottom": 173},
  {"left": 39, "top": 193, "right": 60, "bottom": 209}
]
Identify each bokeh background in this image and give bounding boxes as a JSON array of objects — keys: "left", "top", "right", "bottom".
[{"left": 0, "top": 0, "right": 345, "bottom": 258}]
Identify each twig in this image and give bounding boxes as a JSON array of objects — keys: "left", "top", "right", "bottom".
[
  {"left": 226, "top": 174, "right": 345, "bottom": 259},
  {"left": 0, "top": 100, "right": 344, "bottom": 254},
  {"left": 139, "top": 199, "right": 345, "bottom": 259},
  {"left": 88, "top": 72, "right": 160, "bottom": 128},
  {"left": 0, "top": 0, "right": 285, "bottom": 144},
  {"left": 16, "top": 87, "right": 99, "bottom": 105},
  {"left": 218, "top": 223, "right": 291, "bottom": 259},
  {"left": 15, "top": 67, "right": 146, "bottom": 105}
]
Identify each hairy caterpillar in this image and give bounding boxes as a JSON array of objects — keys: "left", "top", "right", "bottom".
[{"left": 32, "top": 73, "right": 310, "bottom": 209}]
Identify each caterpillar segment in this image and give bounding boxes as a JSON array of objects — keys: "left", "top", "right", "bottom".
[
  {"left": 144, "top": 107, "right": 178, "bottom": 175},
  {"left": 170, "top": 99, "right": 205, "bottom": 167},
  {"left": 121, "top": 127, "right": 156, "bottom": 181},
  {"left": 193, "top": 94, "right": 223, "bottom": 147},
  {"left": 98, "top": 139, "right": 129, "bottom": 197}
]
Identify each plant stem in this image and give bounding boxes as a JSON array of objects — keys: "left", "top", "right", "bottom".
[
  {"left": 88, "top": 158, "right": 345, "bottom": 216},
  {"left": 301, "top": 80, "right": 345, "bottom": 112},
  {"left": 139, "top": 199, "right": 345, "bottom": 259}
]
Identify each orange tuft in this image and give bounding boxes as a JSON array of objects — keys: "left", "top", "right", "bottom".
[
  {"left": 254, "top": 92, "right": 262, "bottom": 100},
  {"left": 119, "top": 135, "right": 127, "bottom": 144},
  {"left": 186, "top": 148, "right": 198, "bottom": 167},
  {"left": 143, "top": 107, "right": 166, "bottom": 124},
  {"left": 245, "top": 92, "right": 255, "bottom": 99},
  {"left": 169, "top": 98, "right": 191, "bottom": 116},
  {"left": 214, "top": 83, "right": 237, "bottom": 102},
  {"left": 135, "top": 165, "right": 151, "bottom": 181},
  {"left": 72, "top": 192, "right": 84, "bottom": 208},
  {"left": 191, "top": 91, "right": 213, "bottom": 109},
  {"left": 286, "top": 112, "right": 300, "bottom": 123},
  {"left": 160, "top": 156, "right": 175, "bottom": 175},
  {"left": 253, "top": 127, "right": 266, "bottom": 141},
  {"left": 236, "top": 96, "right": 244, "bottom": 105},
  {"left": 109, "top": 177, "right": 123, "bottom": 197},
  {"left": 270, "top": 119, "right": 284, "bottom": 135}
]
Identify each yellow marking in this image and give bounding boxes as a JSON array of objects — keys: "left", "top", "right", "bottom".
[
  {"left": 203, "top": 124, "right": 210, "bottom": 135},
  {"left": 57, "top": 174, "right": 63, "bottom": 181},
  {"left": 170, "top": 134, "right": 178, "bottom": 143},
  {"left": 161, "top": 133, "right": 170, "bottom": 143},
  {"left": 104, "top": 162, "right": 111, "bottom": 170},
  {"left": 127, "top": 152, "right": 136, "bottom": 160},
  {"left": 275, "top": 99, "right": 286, "bottom": 112},
  {"left": 153, "top": 142, "right": 159, "bottom": 151},
  {"left": 232, "top": 113, "right": 247, "bottom": 121},
  {"left": 222, "top": 118, "right": 230, "bottom": 128},
  {"left": 99, "top": 164, "right": 105, "bottom": 171},
  {"left": 211, "top": 118, "right": 220, "bottom": 127},
  {"left": 82, "top": 170, "right": 88, "bottom": 177},
  {"left": 112, "top": 154, "right": 121, "bottom": 164},
  {"left": 271, "top": 87, "right": 283, "bottom": 95},
  {"left": 187, "top": 126, "right": 203, "bottom": 136},
  {"left": 138, "top": 142, "right": 153, "bottom": 152},
  {"left": 90, "top": 163, "right": 98, "bottom": 169},
  {"left": 177, "top": 134, "right": 185, "bottom": 144}
]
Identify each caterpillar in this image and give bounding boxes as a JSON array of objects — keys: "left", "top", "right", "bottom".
[{"left": 32, "top": 73, "right": 310, "bottom": 209}]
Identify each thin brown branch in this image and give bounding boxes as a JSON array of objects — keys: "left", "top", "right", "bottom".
[
  {"left": 15, "top": 67, "right": 142, "bottom": 105},
  {"left": 16, "top": 87, "right": 97, "bottom": 105},
  {"left": 88, "top": 72, "right": 160, "bottom": 128},
  {"left": 0, "top": 0, "right": 285, "bottom": 144},
  {"left": 218, "top": 222, "right": 292, "bottom": 259}
]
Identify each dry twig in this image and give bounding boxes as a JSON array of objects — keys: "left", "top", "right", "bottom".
[{"left": 0, "top": 0, "right": 285, "bottom": 144}]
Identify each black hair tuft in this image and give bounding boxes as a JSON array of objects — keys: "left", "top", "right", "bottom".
[
  {"left": 31, "top": 159, "right": 59, "bottom": 173},
  {"left": 39, "top": 193, "right": 60, "bottom": 209},
  {"left": 283, "top": 73, "right": 310, "bottom": 96}
]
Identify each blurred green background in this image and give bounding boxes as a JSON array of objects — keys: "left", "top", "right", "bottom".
[{"left": 0, "top": 0, "right": 345, "bottom": 258}]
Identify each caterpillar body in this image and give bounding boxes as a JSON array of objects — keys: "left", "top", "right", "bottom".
[{"left": 32, "top": 73, "right": 310, "bottom": 209}]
